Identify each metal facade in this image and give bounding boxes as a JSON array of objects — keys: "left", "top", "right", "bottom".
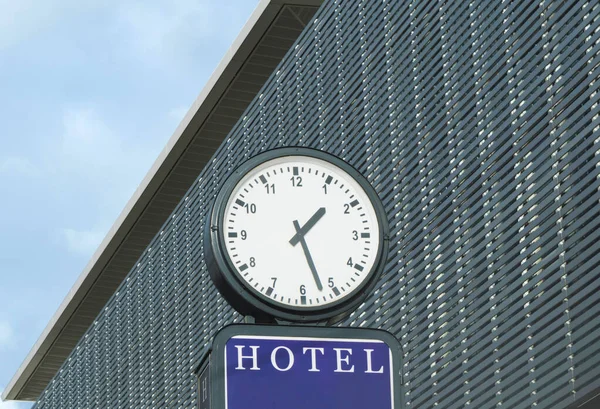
[{"left": 34, "top": 0, "right": 600, "bottom": 408}]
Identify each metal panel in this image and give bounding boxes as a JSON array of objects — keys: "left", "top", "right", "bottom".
[{"left": 30, "top": 0, "right": 600, "bottom": 408}]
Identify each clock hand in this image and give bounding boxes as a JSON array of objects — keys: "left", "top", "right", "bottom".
[
  {"left": 289, "top": 207, "right": 326, "bottom": 246},
  {"left": 293, "top": 220, "right": 323, "bottom": 291}
]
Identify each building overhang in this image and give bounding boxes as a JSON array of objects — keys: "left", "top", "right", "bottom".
[{"left": 3, "top": 0, "right": 322, "bottom": 401}]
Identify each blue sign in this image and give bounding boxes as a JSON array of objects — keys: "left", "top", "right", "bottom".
[{"left": 220, "top": 331, "right": 398, "bottom": 409}]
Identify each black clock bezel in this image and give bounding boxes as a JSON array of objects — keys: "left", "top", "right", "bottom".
[{"left": 204, "top": 147, "right": 389, "bottom": 323}]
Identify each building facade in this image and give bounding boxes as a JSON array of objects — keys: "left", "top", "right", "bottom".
[{"left": 6, "top": 0, "right": 600, "bottom": 408}]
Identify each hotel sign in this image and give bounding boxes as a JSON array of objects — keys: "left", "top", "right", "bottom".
[{"left": 198, "top": 324, "right": 403, "bottom": 409}]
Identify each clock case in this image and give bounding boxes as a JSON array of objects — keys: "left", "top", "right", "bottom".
[{"left": 204, "top": 147, "right": 389, "bottom": 323}]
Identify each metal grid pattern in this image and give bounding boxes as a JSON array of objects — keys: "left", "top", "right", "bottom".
[{"left": 34, "top": 0, "right": 600, "bottom": 407}]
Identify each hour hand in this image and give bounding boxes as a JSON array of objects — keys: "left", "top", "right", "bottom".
[
  {"left": 293, "top": 220, "right": 323, "bottom": 291},
  {"left": 289, "top": 207, "right": 326, "bottom": 245}
]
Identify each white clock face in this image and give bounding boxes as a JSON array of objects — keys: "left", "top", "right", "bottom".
[{"left": 221, "top": 155, "right": 381, "bottom": 310}]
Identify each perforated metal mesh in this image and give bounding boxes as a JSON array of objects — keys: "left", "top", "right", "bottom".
[{"left": 34, "top": 0, "right": 600, "bottom": 408}]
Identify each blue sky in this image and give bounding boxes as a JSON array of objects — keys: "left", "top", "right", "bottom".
[{"left": 0, "top": 1, "right": 260, "bottom": 407}]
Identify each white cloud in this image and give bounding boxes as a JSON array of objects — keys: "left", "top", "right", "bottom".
[
  {"left": 0, "top": 157, "right": 38, "bottom": 176},
  {"left": 0, "top": 0, "right": 257, "bottom": 59},
  {"left": 62, "top": 228, "right": 106, "bottom": 257},
  {"left": 118, "top": 0, "right": 216, "bottom": 56},
  {"left": 59, "top": 106, "right": 157, "bottom": 174},
  {"left": 0, "top": 0, "right": 58, "bottom": 49},
  {"left": 0, "top": 321, "right": 15, "bottom": 350},
  {"left": 116, "top": 0, "right": 256, "bottom": 65},
  {"left": 57, "top": 106, "right": 153, "bottom": 198},
  {"left": 61, "top": 108, "right": 119, "bottom": 164},
  {"left": 0, "top": 0, "right": 98, "bottom": 50}
]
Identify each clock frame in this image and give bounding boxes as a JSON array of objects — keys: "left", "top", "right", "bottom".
[{"left": 204, "top": 147, "right": 389, "bottom": 323}]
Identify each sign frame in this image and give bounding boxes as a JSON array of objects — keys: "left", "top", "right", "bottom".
[{"left": 198, "top": 324, "right": 404, "bottom": 409}]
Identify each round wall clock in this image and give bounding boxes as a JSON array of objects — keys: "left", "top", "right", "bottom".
[{"left": 204, "top": 147, "right": 388, "bottom": 323}]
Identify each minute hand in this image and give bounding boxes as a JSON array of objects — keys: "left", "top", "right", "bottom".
[
  {"left": 289, "top": 207, "right": 326, "bottom": 245},
  {"left": 293, "top": 220, "right": 323, "bottom": 291}
]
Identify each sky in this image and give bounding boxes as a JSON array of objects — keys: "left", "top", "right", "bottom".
[{"left": 0, "top": 1, "right": 260, "bottom": 407}]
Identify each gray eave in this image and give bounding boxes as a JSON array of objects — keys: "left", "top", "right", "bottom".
[{"left": 3, "top": 0, "right": 322, "bottom": 401}]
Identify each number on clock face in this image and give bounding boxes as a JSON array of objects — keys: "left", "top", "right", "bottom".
[{"left": 222, "top": 155, "right": 380, "bottom": 309}]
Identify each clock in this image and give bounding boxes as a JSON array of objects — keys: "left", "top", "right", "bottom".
[{"left": 204, "top": 147, "right": 388, "bottom": 323}]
